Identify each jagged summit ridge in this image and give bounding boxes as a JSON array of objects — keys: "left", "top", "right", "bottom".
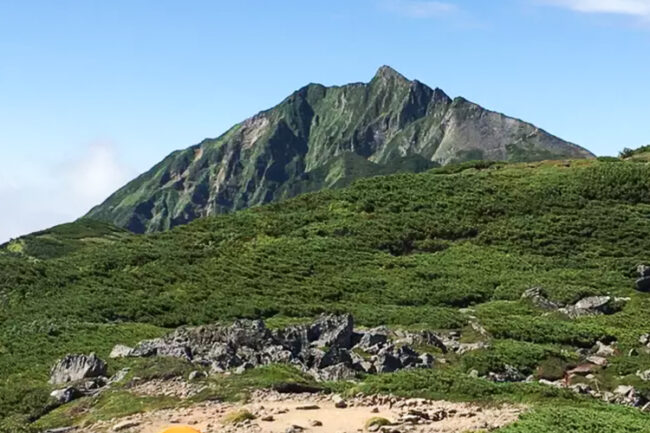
[{"left": 86, "top": 66, "right": 594, "bottom": 233}]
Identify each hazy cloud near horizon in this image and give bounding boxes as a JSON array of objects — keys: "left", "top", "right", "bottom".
[
  {"left": 540, "top": 0, "right": 650, "bottom": 16},
  {"left": 0, "top": 142, "right": 135, "bottom": 243}
]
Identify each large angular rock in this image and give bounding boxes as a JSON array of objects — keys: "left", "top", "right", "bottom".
[
  {"left": 396, "top": 345, "right": 420, "bottom": 368},
  {"left": 310, "top": 314, "right": 354, "bottom": 349},
  {"left": 355, "top": 328, "right": 389, "bottom": 349},
  {"left": 374, "top": 352, "right": 402, "bottom": 373},
  {"left": 49, "top": 353, "right": 107, "bottom": 385}
]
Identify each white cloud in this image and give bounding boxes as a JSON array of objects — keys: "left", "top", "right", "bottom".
[
  {"left": 541, "top": 0, "right": 650, "bottom": 16},
  {"left": 65, "top": 142, "right": 132, "bottom": 202},
  {"left": 382, "top": 0, "right": 458, "bottom": 18},
  {"left": 0, "top": 142, "right": 135, "bottom": 243}
]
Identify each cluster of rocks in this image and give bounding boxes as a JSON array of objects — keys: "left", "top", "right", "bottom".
[
  {"left": 109, "top": 315, "right": 438, "bottom": 381},
  {"left": 555, "top": 382, "right": 650, "bottom": 411},
  {"left": 521, "top": 287, "right": 629, "bottom": 318},
  {"left": 530, "top": 338, "right": 650, "bottom": 411}
]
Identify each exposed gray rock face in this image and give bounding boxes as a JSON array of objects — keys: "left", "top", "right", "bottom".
[
  {"left": 118, "top": 314, "right": 435, "bottom": 380},
  {"left": 50, "top": 387, "right": 83, "bottom": 404},
  {"left": 559, "top": 296, "right": 628, "bottom": 318},
  {"left": 49, "top": 353, "right": 107, "bottom": 385},
  {"left": 521, "top": 287, "right": 628, "bottom": 318},
  {"left": 521, "top": 287, "right": 561, "bottom": 310},
  {"left": 636, "top": 264, "right": 650, "bottom": 292},
  {"left": 355, "top": 328, "right": 388, "bottom": 349},
  {"left": 109, "top": 344, "right": 134, "bottom": 359},
  {"left": 487, "top": 365, "right": 526, "bottom": 383}
]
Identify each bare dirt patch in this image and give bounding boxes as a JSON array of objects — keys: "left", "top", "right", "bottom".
[{"left": 77, "top": 388, "right": 524, "bottom": 433}]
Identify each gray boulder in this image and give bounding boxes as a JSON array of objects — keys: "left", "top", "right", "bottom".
[
  {"left": 49, "top": 353, "right": 107, "bottom": 385},
  {"left": 560, "top": 296, "right": 627, "bottom": 318},
  {"left": 636, "top": 277, "right": 650, "bottom": 292},
  {"left": 109, "top": 344, "right": 134, "bottom": 359},
  {"left": 50, "top": 386, "right": 84, "bottom": 404}
]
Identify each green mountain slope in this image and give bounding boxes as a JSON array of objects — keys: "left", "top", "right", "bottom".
[
  {"left": 0, "top": 219, "right": 130, "bottom": 260},
  {"left": 86, "top": 66, "right": 593, "bottom": 233},
  {"left": 3, "top": 157, "right": 650, "bottom": 431}
]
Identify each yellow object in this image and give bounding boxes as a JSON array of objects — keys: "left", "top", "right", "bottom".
[{"left": 159, "top": 427, "right": 202, "bottom": 433}]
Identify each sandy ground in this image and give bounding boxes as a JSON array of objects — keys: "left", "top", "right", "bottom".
[{"left": 77, "top": 388, "right": 525, "bottom": 433}]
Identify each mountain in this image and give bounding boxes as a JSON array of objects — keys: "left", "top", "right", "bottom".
[
  {"left": 4, "top": 157, "right": 650, "bottom": 431},
  {"left": 86, "top": 66, "right": 593, "bottom": 233}
]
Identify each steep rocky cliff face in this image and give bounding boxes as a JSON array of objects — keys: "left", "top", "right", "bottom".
[{"left": 86, "top": 66, "right": 593, "bottom": 233}]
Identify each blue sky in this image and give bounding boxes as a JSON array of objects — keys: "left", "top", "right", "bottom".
[{"left": 1, "top": 0, "right": 649, "bottom": 242}]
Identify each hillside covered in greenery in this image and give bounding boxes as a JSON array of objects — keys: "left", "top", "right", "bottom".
[
  {"left": 85, "top": 66, "right": 593, "bottom": 234},
  {"left": 2, "top": 156, "right": 650, "bottom": 432}
]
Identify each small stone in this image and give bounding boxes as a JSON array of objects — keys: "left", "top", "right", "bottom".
[
  {"left": 113, "top": 420, "right": 141, "bottom": 431},
  {"left": 188, "top": 370, "right": 208, "bottom": 381},
  {"left": 261, "top": 415, "right": 275, "bottom": 422},
  {"left": 614, "top": 385, "right": 634, "bottom": 396},
  {"left": 296, "top": 404, "right": 321, "bottom": 410},
  {"left": 310, "top": 420, "right": 323, "bottom": 427},
  {"left": 586, "top": 355, "right": 608, "bottom": 367},
  {"left": 333, "top": 394, "right": 348, "bottom": 408},
  {"left": 371, "top": 407, "right": 379, "bottom": 413}
]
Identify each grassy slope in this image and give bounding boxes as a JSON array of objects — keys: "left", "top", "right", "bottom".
[
  {"left": 0, "top": 219, "right": 130, "bottom": 260},
  {"left": 3, "top": 158, "right": 650, "bottom": 431}
]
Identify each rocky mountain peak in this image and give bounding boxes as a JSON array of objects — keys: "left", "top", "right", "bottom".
[
  {"left": 373, "top": 65, "right": 410, "bottom": 83},
  {"left": 86, "top": 67, "right": 594, "bottom": 234}
]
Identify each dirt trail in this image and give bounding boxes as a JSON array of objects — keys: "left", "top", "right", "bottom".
[{"left": 79, "top": 388, "right": 525, "bottom": 433}]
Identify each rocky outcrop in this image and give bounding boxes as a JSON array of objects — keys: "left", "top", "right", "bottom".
[
  {"left": 559, "top": 296, "right": 628, "bottom": 318},
  {"left": 49, "top": 353, "right": 107, "bottom": 385},
  {"left": 114, "top": 315, "right": 435, "bottom": 380},
  {"left": 521, "top": 287, "right": 561, "bottom": 310},
  {"left": 521, "top": 288, "right": 628, "bottom": 318}
]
